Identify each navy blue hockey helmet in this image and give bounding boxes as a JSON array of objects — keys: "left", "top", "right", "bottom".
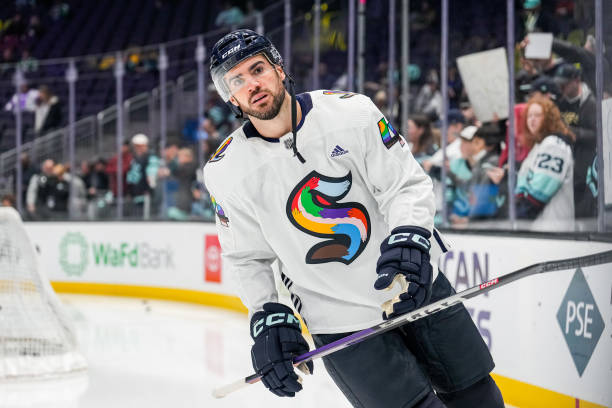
[{"left": 210, "top": 29, "right": 283, "bottom": 102}]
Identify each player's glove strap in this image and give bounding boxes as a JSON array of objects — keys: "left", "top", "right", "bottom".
[
  {"left": 250, "top": 303, "right": 313, "bottom": 397},
  {"left": 375, "top": 226, "right": 433, "bottom": 320}
]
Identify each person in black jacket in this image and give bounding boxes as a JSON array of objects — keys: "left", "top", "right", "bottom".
[
  {"left": 34, "top": 85, "right": 62, "bottom": 135},
  {"left": 554, "top": 63, "right": 598, "bottom": 218}
]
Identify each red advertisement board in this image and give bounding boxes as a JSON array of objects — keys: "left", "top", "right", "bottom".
[{"left": 205, "top": 235, "right": 222, "bottom": 283}]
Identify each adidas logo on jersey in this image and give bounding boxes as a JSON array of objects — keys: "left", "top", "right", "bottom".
[{"left": 330, "top": 145, "right": 349, "bottom": 157}]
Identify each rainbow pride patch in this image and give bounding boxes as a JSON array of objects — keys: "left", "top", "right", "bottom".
[
  {"left": 323, "top": 90, "right": 357, "bottom": 99},
  {"left": 209, "top": 137, "right": 233, "bottom": 163},
  {"left": 377, "top": 117, "right": 400, "bottom": 149},
  {"left": 211, "top": 196, "right": 229, "bottom": 227}
]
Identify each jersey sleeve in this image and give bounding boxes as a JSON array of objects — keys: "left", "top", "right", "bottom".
[
  {"left": 515, "top": 136, "right": 573, "bottom": 219},
  {"left": 358, "top": 97, "right": 435, "bottom": 232},
  {"left": 206, "top": 183, "right": 279, "bottom": 315}
]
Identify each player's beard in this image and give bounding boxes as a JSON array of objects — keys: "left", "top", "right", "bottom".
[{"left": 240, "top": 82, "right": 286, "bottom": 121}]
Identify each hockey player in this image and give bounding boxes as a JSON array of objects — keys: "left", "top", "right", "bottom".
[{"left": 205, "top": 29, "right": 505, "bottom": 408}]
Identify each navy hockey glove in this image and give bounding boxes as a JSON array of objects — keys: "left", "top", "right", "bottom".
[
  {"left": 250, "top": 302, "right": 313, "bottom": 397},
  {"left": 374, "top": 226, "right": 433, "bottom": 320}
]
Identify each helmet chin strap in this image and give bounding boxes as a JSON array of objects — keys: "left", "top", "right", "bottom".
[
  {"left": 229, "top": 72, "right": 305, "bottom": 164},
  {"left": 286, "top": 75, "right": 306, "bottom": 164}
]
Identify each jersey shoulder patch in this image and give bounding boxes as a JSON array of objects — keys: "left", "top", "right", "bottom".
[
  {"left": 377, "top": 116, "right": 402, "bottom": 149},
  {"left": 208, "top": 135, "right": 234, "bottom": 163}
]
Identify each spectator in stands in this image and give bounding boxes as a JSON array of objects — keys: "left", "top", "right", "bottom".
[
  {"left": 25, "top": 158, "right": 55, "bottom": 219},
  {"left": 162, "top": 142, "right": 179, "bottom": 172},
  {"left": 447, "top": 65, "right": 463, "bottom": 110},
  {"left": 81, "top": 158, "right": 109, "bottom": 200},
  {"left": 515, "top": 96, "right": 575, "bottom": 231},
  {"left": 448, "top": 124, "right": 504, "bottom": 225},
  {"left": 459, "top": 97, "right": 477, "bottom": 126},
  {"left": 18, "top": 49, "right": 38, "bottom": 73},
  {"left": 413, "top": 69, "right": 442, "bottom": 119},
  {"left": 4, "top": 81, "right": 38, "bottom": 112},
  {"left": 1, "top": 194, "right": 16, "bottom": 208},
  {"left": 518, "top": 0, "right": 559, "bottom": 40},
  {"left": 4, "top": 13, "right": 26, "bottom": 38},
  {"left": 215, "top": 1, "right": 245, "bottom": 28},
  {"left": 26, "top": 14, "right": 44, "bottom": 41},
  {"left": 422, "top": 109, "right": 465, "bottom": 174},
  {"left": 0, "top": 48, "right": 16, "bottom": 69},
  {"left": 163, "top": 147, "right": 198, "bottom": 220},
  {"left": 406, "top": 114, "right": 437, "bottom": 165},
  {"left": 125, "top": 133, "right": 160, "bottom": 212},
  {"left": 552, "top": 35, "right": 612, "bottom": 96},
  {"left": 554, "top": 63, "right": 597, "bottom": 218},
  {"left": 11, "top": 152, "right": 37, "bottom": 206},
  {"left": 34, "top": 85, "right": 62, "bottom": 135},
  {"left": 106, "top": 141, "right": 132, "bottom": 197},
  {"left": 521, "top": 75, "right": 561, "bottom": 102},
  {"left": 49, "top": 1, "right": 70, "bottom": 21}
]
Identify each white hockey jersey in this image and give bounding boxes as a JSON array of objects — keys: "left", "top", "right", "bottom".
[
  {"left": 516, "top": 134, "right": 574, "bottom": 231},
  {"left": 204, "top": 90, "right": 445, "bottom": 334}
]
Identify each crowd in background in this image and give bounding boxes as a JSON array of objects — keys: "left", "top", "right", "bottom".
[{"left": 0, "top": 0, "right": 609, "bottom": 232}]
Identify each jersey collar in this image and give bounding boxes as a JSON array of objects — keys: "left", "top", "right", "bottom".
[{"left": 243, "top": 92, "right": 313, "bottom": 142}]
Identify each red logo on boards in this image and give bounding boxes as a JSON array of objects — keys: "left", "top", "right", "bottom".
[
  {"left": 205, "top": 235, "right": 222, "bottom": 283},
  {"left": 479, "top": 278, "right": 499, "bottom": 290}
]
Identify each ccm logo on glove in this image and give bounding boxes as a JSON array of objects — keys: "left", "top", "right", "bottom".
[{"left": 252, "top": 313, "right": 301, "bottom": 337}]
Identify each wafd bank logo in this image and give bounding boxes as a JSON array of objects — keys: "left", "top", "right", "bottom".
[
  {"left": 59, "top": 232, "right": 175, "bottom": 276},
  {"left": 556, "top": 267, "right": 604, "bottom": 377}
]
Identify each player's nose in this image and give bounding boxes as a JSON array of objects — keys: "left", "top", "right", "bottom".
[{"left": 246, "top": 76, "right": 261, "bottom": 93}]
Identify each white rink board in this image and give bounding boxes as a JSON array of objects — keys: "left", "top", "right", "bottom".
[
  {"left": 441, "top": 233, "right": 612, "bottom": 407},
  {"left": 24, "top": 223, "right": 612, "bottom": 405},
  {"left": 25, "top": 222, "right": 232, "bottom": 294}
]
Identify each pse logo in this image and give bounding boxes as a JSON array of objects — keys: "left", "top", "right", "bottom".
[{"left": 556, "top": 268, "right": 604, "bottom": 377}]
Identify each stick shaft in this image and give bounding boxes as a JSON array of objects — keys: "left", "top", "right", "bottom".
[{"left": 212, "top": 249, "right": 612, "bottom": 398}]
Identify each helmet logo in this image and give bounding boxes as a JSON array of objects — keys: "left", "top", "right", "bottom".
[{"left": 222, "top": 45, "right": 241, "bottom": 59}]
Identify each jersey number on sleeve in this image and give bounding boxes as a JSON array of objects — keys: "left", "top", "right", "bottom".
[{"left": 536, "top": 153, "right": 564, "bottom": 174}]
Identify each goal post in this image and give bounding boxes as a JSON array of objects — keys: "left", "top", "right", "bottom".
[{"left": 0, "top": 207, "right": 87, "bottom": 380}]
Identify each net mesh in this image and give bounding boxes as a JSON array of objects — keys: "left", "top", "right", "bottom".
[{"left": 0, "top": 207, "right": 87, "bottom": 380}]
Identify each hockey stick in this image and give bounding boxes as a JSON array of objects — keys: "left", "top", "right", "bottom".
[{"left": 212, "top": 249, "right": 612, "bottom": 399}]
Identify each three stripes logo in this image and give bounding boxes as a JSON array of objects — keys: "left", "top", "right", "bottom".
[{"left": 331, "top": 145, "right": 349, "bottom": 158}]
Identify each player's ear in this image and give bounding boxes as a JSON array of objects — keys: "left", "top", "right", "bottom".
[
  {"left": 229, "top": 95, "right": 239, "bottom": 107},
  {"left": 277, "top": 65, "right": 286, "bottom": 81}
]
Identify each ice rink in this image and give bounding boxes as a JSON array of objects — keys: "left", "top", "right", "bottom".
[{"left": 1, "top": 294, "right": 350, "bottom": 408}]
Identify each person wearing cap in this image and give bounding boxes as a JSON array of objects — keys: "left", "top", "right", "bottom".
[
  {"left": 447, "top": 124, "right": 503, "bottom": 225},
  {"left": 125, "top": 133, "right": 160, "bottom": 213},
  {"left": 521, "top": 75, "right": 561, "bottom": 102},
  {"left": 554, "top": 63, "right": 597, "bottom": 218}
]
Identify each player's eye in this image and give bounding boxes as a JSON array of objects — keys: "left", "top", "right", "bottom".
[
  {"left": 253, "top": 66, "right": 263, "bottom": 75},
  {"left": 230, "top": 77, "right": 244, "bottom": 89}
]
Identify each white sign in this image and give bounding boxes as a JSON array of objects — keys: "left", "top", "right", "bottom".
[
  {"left": 441, "top": 233, "right": 612, "bottom": 407},
  {"left": 603, "top": 98, "right": 612, "bottom": 205},
  {"left": 25, "top": 222, "right": 235, "bottom": 295},
  {"left": 457, "top": 48, "right": 509, "bottom": 122},
  {"left": 525, "top": 33, "right": 553, "bottom": 59}
]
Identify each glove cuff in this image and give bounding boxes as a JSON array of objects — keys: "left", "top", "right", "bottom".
[
  {"left": 250, "top": 302, "right": 301, "bottom": 340},
  {"left": 383, "top": 225, "right": 432, "bottom": 253}
]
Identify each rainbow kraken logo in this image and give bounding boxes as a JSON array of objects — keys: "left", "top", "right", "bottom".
[
  {"left": 211, "top": 196, "right": 229, "bottom": 227},
  {"left": 209, "top": 137, "right": 233, "bottom": 163},
  {"left": 286, "top": 171, "right": 370, "bottom": 264}
]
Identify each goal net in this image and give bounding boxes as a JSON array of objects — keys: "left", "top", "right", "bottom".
[{"left": 0, "top": 207, "right": 87, "bottom": 380}]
